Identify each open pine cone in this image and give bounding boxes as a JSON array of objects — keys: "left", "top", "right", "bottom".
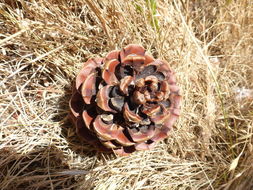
[{"left": 69, "top": 44, "right": 181, "bottom": 156}]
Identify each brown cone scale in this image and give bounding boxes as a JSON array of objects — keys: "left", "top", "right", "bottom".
[{"left": 69, "top": 44, "right": 181, "bottom": 156}]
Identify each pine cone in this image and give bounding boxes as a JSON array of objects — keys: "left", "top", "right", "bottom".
[{"left": 69, "top": 44, "right": 181, "bottom": 156}]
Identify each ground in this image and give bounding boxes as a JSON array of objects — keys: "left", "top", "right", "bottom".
[{"left": 0, "top": 0, "right": 253, "bottom": 189}]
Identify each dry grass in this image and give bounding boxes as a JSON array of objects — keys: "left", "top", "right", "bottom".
[{"left": 0, "top": 0, "right": 252, "bottom": 189}]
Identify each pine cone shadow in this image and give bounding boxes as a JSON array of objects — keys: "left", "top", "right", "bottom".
[
  {"left": 55, "top": 83, "right": 115, "bottom": 158},
  {"left": 0, "top": 146, "right": 80, "bottom": 190}
]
